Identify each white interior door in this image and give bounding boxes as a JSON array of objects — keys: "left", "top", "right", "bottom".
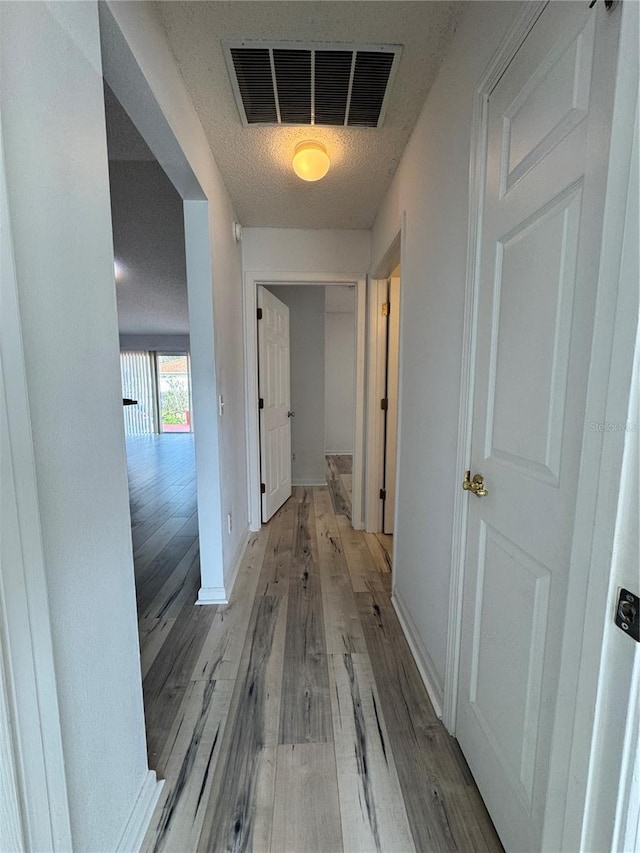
[
  {"left": 258, "top": 285, "right": 292, "bottom": 521},
  {"left": 383, "top": 276, "right": 401, "bottom": 534},
  {"left": 457, "top": 4, "right": 621, "bottom": 851}
]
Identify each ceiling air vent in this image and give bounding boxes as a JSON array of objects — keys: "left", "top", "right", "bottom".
[{"left": 224, "top": 41, "right": 402, "bottom": 128}]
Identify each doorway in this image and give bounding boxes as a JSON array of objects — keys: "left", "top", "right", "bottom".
[
  {"left": 381, "top": 270, "right": 401, "bottom": 534},
  {"left": 157, "top": 353, "right": 193, "bottom": 434},
  {"left": 259, "top": 284, "right": 359, "bottom": 525},
  {"left": 244, "top": 273, "right": 367, "bottom": 533},
  {"left": 104, "top": 82, "right": 202, "bottom": 771},
  {"left": 367, "top": 226, "right": 404, "bottom": 539}
]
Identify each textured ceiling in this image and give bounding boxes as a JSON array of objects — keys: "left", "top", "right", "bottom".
[{"left": 155, "top": 1, "right": 461, "bottom": 229}]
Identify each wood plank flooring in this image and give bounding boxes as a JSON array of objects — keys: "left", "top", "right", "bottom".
[{"left": 127, "top": 437, "right": 502, "bottom": 852}]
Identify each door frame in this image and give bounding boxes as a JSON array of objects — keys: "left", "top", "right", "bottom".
[
  {"left": 367, "top": 216, "right": 406, "bottom": 535},
  {"left": 244, "top": 272, "right": 366, "bottom": 531},
  {"left": 445, "top": 2, "right": 639, "bottom": 850}
]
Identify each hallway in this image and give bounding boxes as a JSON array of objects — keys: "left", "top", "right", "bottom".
[{"left": 128, "top": 437, "right": 501, "bottom": 852}]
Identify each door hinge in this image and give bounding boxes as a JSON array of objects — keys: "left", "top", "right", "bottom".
[
  {"left": 379, "top": 488, "right": 386, "bottom": 500},
  {"left": 257, "top": 307, "right": 263, "bottom": 320},
  {"left": 381, "top": 398, "right": 389, "bottom": 411},
  {"left": 382, "top": 302, "right": 390, "bottom": 316},
  {"left": 258, "top": 397, "right": 264, "bottom": 409},
  {"left": 261, "top": 483, "right": 266, "bottom": 494}
]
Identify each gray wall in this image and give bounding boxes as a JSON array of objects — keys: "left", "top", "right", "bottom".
[
  {"left": 325, "top": 290, "right": 355, "bottom": 453},
  {"left": 119, "top": 333, "right": 190, "bottom": 351},
  {"left": 268, "top": 286, "right": 326, "bottom": 485},
  {"left": 108, "top": 159, "right": 189, "bottom": 335}
]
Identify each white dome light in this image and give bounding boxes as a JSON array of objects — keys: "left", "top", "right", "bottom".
[{"left": 292, "top": 141, "right": 330, "bottom": 182}]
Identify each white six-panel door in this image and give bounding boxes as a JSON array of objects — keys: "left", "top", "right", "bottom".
[
  {"left": 258, "top": 286, "right": 292, "bottom": 521},
  {"left": 457, "top": 4, "right": 622, "bottom": 850}
]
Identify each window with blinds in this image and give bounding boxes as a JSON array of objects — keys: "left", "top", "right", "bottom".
[{"left": 120, "top": 351, "right": 157, "bottom": 435}]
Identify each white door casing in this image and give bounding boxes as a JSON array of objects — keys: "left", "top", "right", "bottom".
[
  {"left": 383, "top": 276, "right": 401, "bottom": 534},
  {"left": 258, "top": 286, "right": 292, "bottom": 521},
  {"left": 456, "top": 4, "right": 622, "bottom": 851}
]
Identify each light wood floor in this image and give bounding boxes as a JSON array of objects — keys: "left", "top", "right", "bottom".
[{"left": 127, "top": 436, "right": 502, "bottom": 852}]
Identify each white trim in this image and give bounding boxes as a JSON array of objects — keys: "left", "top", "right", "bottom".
[
  {"left": 243, "top": 271, "right": 367, "bottom": 532},
  {"left": 352, "top": 279, "right": 367, "bottom": 530},
  {"left": 392, "top": 590, "right": 444, "bottom": 719},
  {"left": 554, "top": 5, "right": 639, "bottom": 847},
  {"left": 390, "top": 214, "right": 407, "bottom": 591},
  {"left": 0, "top": 631, "right": 25, "bottom": 852},
  {"left": 0, "top": 113, "right": 72, "bottom": 852},
  {"left": 367, "top": 217, "right": 406, "bottom": 541},
  {"left": 196, "top": 587, "right": 229, "bottom": 606},
  {"left": 292, "top": 480, "right": 327, "bottom": 487},
  {"left": 116, "top": 771, "right": 163, "bottom": 853},
  {"left": 444, "top": 0, "right": 549, "bottom": 734},
  {"left": 365, "top": 277, "right": 388, "bottom": 533}
]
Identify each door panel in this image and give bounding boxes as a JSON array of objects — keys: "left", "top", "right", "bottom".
[
  {"left": 487, "top": 185, "right": 581, "bottom": 483},
  {"left": 258, "top": 286, "right": 291, "bottom": 521},
  {"left": 457, "top": 4, "right": 621, "bottom": 851}
]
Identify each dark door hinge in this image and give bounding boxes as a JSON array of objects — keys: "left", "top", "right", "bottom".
[
  {"left": 379, "top": 488, "right": 387, "bottom": 500},
  {"left": 615, "top": 588, "right": 639, "bottom": 642},
  {"left": 381, "top": 398, "right": 389, "bottom": 411},
  {"left": 257, "top": 307, "right": 263, "bottom": 320},
  {"left": 261, "top": 483, "right": 266, "bottom": 494},
  {"left": 258, "top": 397, "right": 264, "bottom": 409}
]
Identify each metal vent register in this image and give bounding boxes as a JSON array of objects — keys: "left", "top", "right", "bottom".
[{"left": 224, "top": 41, "right": 402, "bottom": 128}]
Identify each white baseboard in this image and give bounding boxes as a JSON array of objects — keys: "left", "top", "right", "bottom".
[
  {"left": 392, "top": 589, "right": 444, "bottom": 719},
  {"left": 292, "top": 479, "right": 327, "bottom": 486},
  {"left": 324, "top": 451, "right": 353, "bottom": 456},
  {"left": 196, "top": 525, "right": 250, "bottom": 605},
  {"left": 196, "top": 586, "right": 228, "bottom": 605},
  {"left": 116, "top": 770, "right": 163, "bottom": 853}
]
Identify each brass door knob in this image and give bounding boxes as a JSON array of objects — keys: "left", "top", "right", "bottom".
[{"left": 463, "top": 470, "right": 488, "bottom": 497}]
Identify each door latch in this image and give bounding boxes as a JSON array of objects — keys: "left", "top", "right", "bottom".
[
  {"left": 462, "top": 470, "right": 488, "bottom": 497},
  {"left": 615, "top": 588, "right": 639, "bottom": 642}
]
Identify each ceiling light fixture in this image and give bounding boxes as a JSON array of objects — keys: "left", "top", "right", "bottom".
[{"left": 292, "top": 141, "right": 330, "bottom": 182}]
